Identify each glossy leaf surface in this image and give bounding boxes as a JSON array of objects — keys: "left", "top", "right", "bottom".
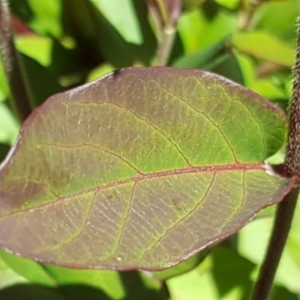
[{"left": 0, "top": 67, "right": 293, "bottom": 270}]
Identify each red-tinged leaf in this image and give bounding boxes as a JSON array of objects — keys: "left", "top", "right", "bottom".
[{"left": 0, "top": 67, "right": 293, "bottom": 270}]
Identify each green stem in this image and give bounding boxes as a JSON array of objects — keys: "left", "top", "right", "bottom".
[
  {"left": 251, "top": 187, "right": 299, "bottom": 300},
  {"left": 0, "top": 0, "right": 33, "bottom": 122},
  {"left": 155, "top": 24, "right": 176, "bottom": 66},
  {"left": 149, "top": 0, "right": 179, "bottom": 66}
]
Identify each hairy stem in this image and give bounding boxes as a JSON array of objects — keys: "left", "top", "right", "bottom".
[
  {"left": 285, "top": 16, "right": 300, "bottom": 177},
  {"left": 0, "top": 0, "right": 33, "bottom": 122},
  {"left": 252, "top": 14, "right": 300, "bottom": 300},
  {"left": 251, "top": 187, "right": 299, "bottom": 300}
]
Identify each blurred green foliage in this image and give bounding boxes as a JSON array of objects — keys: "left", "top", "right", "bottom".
[{"left": 0, "top": 0, "right": 299, "bottom": 299}]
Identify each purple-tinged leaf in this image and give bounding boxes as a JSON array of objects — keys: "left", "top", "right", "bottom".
[{"left": 0, "top": 67, "right": 293, "bottom": 270}]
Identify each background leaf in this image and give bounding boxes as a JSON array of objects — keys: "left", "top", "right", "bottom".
[
  {"left": 0, "top": 249, "right": 56, "bottom": 287},
  {"left": 89, "top": 0, "right": 143, "bottom": 45},
  {"left": 178, "top": 5, "right": 237, "bottom": 53},
  {"left": 167, "top": 245, "right": 298, "bottom": 300},
  {"left": 237, "top": 196, "right": 300, "bottom": 294},
  {"left": 0, "top": 103, "right": 19, "bottom": 145},
  {"left": 0, "top": 256, "right": 28, "bottom": 289},
  {"left": 232, "top": 31, "right": 294, "bottom": 67}
]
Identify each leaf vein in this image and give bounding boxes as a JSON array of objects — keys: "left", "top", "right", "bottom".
[
  {"left": 74, "top": 100, "right": 192, "bottom": 166},
  {"left": 140, "top": 172, "right": 217, "bottom": 260},
  {"left": 1, "top": 164, "right": 264, "bottom": 219},
  {"left": 37, "top": 142, "right": 143, "bottom": 176},
  {"left": 106, "top": 182, "right": 137, "bottom": 259},
  {"left": 156, "top": 83, "right": 238, "bottom": 162}
]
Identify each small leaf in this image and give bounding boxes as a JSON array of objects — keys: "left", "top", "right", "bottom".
[{"left": 0, "top": 67, "right": 293, "bottom": 270}]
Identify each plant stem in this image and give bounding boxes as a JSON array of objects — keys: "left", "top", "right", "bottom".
[
  {"left": 149, "top": 0, "right": 181, "bottom": 66},
  {"left": 284, "top": 16, "right": 300, "bottom": 178},
  {"left": 0, "top": 0, "right": 33, "bottom": 122},
  {"left": 252, "top": 13, "right": 300, "bottom": 300},
  {"left": 155, "top": 25, "right": 176, "bottom": 66},
  {"left": 251, "top": 186, "right": 299, "bottom": 300}
]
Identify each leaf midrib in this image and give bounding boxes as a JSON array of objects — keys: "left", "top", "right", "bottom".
[{"left": 3, "top": 163, "right": 265, "bottom": 219}]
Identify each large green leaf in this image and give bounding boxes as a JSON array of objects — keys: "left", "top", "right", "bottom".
[{"left": 0, "top": 67, "right": 293, "bottom": 270}]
